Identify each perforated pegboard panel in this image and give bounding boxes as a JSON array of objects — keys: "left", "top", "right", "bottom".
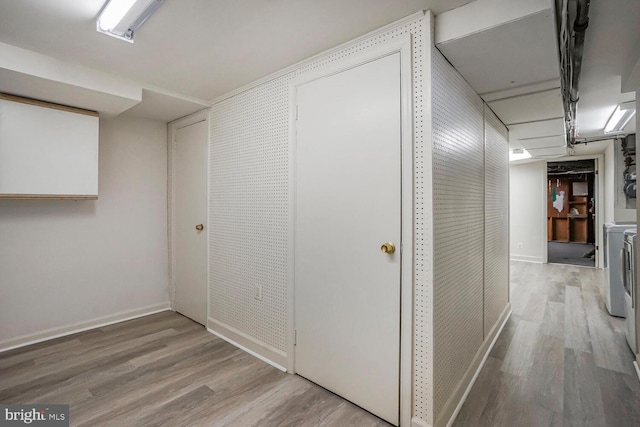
[
  {"left": 431, "top": 47, "right": 485, "bottom": 420},
  {"left": 208, "top": 74, "right": 293, "bottom": 352},
  {"left": 207, "top": 12, "right": 434, "bottom": 423},
  {"left": 484, "top": 106, "right": 509, "bottom": 336}
]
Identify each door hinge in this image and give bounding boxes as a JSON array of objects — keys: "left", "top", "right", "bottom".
[
  {"left": 295, "top": 105, "right": 298, "bottom": 120},
  {"left": 596, "top": 245, "right": 599, "bottom": 250},
  {"left": 294, "top": 329, "right": 297, "bottom": 346},
  {"left": 595, "top": 170, "right": 598, "bottom": 175}
]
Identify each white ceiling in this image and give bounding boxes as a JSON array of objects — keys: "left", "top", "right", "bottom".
[
  {"left": 435, "top": 0, "right": 568, "bottom": 158},
  {"left": 0, "top": 0, "right": 472, "bottom": 107},
  {"left": 436, "top": 9, "right": 559, "bottom": 96},
  {"left": 435, "top": 0, "right": 639, "bottom": 159},
  {"left": 1, "top": 0, "right": 637, "bottom": 139},
  {"left": 487, "top": 88, "right": 563, "bottom": 125},
  {"left": 574, "top": 0, "right": 640, "bottom": 138}
]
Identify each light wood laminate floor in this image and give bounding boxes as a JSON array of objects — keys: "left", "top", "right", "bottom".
[
  {"left": 3, "top": 261, "right": 639, "bottom": 426},
  {"left": 0, "top": 312, "right": 390, "bottom": 427},
  {"left": 453, "top": 261, "right": 640, "bottom": 427}
]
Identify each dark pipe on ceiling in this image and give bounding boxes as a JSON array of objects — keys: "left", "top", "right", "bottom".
[{"left": 557, "top": 0, "right": 591, "bottom": 147}]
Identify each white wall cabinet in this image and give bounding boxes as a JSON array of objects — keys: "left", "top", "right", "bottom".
[{"left": 0, "top": 94, "right": 99, "bottom": 199}]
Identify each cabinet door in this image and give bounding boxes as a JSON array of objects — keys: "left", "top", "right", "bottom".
[{"left": 0, "top": 96, "right": 99, "bottom": 198}]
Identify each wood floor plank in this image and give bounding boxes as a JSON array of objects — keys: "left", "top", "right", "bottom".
[
  {"left": 75, "top": 354, "right": 259, "bottom": 426},
  {"left": 500, "top": 319, "right": 540, "bottom": 376},
  {"left": 0, "top": 339, "right": 83, "bottom": 370},
  {"left": 0, "top": 311, "right": 392, "bottom": 427},
  {"left": 0, "top": 328, "right": 177, "bottom": 391},
  {"left": 564, "top": 285, "right": 592, "bottom": 353},
  {"left": 563, "top": 348, "right": 606, "bottom": 427},
  {"left": 597, "top": 366, "right": 640, "bottom": 427},
  {"left": 540, "top": 301, "right": 565, "bottom": 339},
  {"left": 4, "top": 262, "right": 640, "bottom": 427},
  {"left": 451, "top": 357, "right": 502, "bottom": 426},
  {"left": 454, "top": 261, "right": 640, "bottom": 427},
  {"left": 0, "top": 339, "right": 167, "bottom": 402},
  {"left": 135, "top": 384, "right": 217, "bottom": 427},
  {"left": 583, "top": 290, "right": 635, "bottom": 374},
  {"left": 528, "top": 335, "right": 564, "bottom": 414},
  {"left": 489, "top": 315, "right": 519, "bottom": 360},
  {"left": 477, "top": 370, "right": 529, "bottom": 426},
  {"left": 212, "top": 375, "right": 312, "bottom": 426},
  {"left": 521, "top": 292, "right": 549, "bottom": 323}
]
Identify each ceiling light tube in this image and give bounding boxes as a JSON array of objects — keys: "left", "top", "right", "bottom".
[
  {"left": 604, "top": 104, "right": 636, "bottom": 134},
  {"left": 97, "top": 0, "right": 165, "bottom": 42}
]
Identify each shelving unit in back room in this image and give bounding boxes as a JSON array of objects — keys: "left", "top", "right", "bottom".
[{"left": 547, "top": 173, "right": 594, "bottom": 244}]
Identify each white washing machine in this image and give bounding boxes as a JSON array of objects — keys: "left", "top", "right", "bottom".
[
  {"left": 604, "top": 223, "right": 636, "bottom": 317},
  {"left": 623, "top": 229, "right": 638, "bottom": 353}
]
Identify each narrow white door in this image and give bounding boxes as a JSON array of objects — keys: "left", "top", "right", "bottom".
[
  {"left": 175, "top": 120, "right": 208, "bottom": 325},
  {"left": 295, "top": 53, "right": 401, "bottom": 425}
]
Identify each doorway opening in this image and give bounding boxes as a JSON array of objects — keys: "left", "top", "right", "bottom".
[{"left": 547, "top": 159, "right": 596, "bottom": 267}]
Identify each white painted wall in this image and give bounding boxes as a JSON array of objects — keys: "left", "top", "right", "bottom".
[
  {"left": 509, "top": 161, "right": 546, "bottom": 262},
  {"left": 0, "top": 116, "right": 169, "bottom": 350}
]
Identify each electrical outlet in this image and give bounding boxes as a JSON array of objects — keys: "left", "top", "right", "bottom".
[
  {"left": 254, "top": 285, "right": 263, "bottom": 301},
  {"left": 517, "top": 242, "right": 523, "bottom": 249}
]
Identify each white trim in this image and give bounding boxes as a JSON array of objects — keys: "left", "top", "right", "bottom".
[
  {"left": 167, "top": 109, "right": 210, "bottom": 317},
  {"left": 208, "top": 11, "right": 426, "bottom": 106},
  {"left": 421, "top": 12, "right": 437, "bottom": 424},
  {"left": 445, "top": 306, "right": 512, "bottom": 427},
  {"left": 289, "top": 34, "right": 414, "bottom": 426},
  {"left": 207, "top": 328, "right": 286, "bottom": 373},
  {"left": 207, "top": 318, "right": 287, "bottom": 370},
  {"left": 634, "top": 360, "right": 640, "bottom": 381},
  {"left": 400, "top": 26, "right": 418, "bottom": 427},
  {"left": 0, "top": 303, "right": 171, "bottom": 353},
  {"left": 510, "top": 254, "right": 545, "bottom": 263}
]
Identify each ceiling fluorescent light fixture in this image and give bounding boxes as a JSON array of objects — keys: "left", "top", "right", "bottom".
[
  {"left": 97, "top": 0, "right": 165, "bottom": 43},
  {"left": 509, "top": 148, "right": 532, "bottom": 162},
  {"left": 604, "top": 102, "right": 636, "bottom": 134}
]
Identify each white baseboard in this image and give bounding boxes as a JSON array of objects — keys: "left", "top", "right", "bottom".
[
  {"left": 0, "top": 302, "right": 171, "bottom": 353},
  {"left": 440, "top": 304, "right": 512, "bottom": 427},
  {"left": 510, "top": 254, "right": 544, "bottom": 263},
  {"left": 207, "top": 318, "right": 287, "bottom": 372}
]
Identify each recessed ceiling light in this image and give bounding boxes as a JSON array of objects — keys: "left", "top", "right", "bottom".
[{"left": 509, "top": 148, "right": 532, "bottom": 162}]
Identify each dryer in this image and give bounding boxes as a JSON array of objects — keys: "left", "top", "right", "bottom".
[
  {"left": 604, "top": 223, "right": 636, "bottom": 317},
  {"left": 623, "top": 229, "right": 638, "bottom": 353}
]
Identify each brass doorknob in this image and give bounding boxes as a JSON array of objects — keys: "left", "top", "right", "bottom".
[
  {"left": 195, "top": 224, "right": 204, "bottom": 231},
  {"left": 380, "top": 242, "right": 395, "bottom": 254}
]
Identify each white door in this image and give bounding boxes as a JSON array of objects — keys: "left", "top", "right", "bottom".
[
  {"left": 175, "top": 120, "right": 208, "bottom": 325},
  {"left": 294, "top": 53, "right": 401, "bottom": 425}
]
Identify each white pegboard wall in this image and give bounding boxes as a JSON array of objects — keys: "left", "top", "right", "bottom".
[
  {"left": 209, "top": 74, "right": 293, "bottom": 352},
  {"left": 431, "top": 47, "right": 485, "bottom": 419},
  {"left": 207, "top": 14, "right": 433, "bottom": 364},
  {"left": 206, "top": 13, "right": 440, "bottom": 424},
  {"left": 484, "top": 106, "right": 509, "bottom": 336}
]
